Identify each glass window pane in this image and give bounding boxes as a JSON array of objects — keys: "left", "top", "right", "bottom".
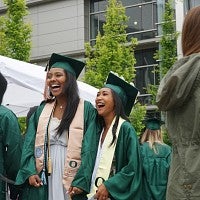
[
  {"left": 135, "top": 66, "right": 155, "bottom": 94},
  {"left": 195, "top": 0, "right": 200, "bottom": 6},
  {"left": 121, "top": 0, "right": 142, "bottom": 7},
  {"left": 142, "top": 0, "right": 154, "bottom": 3},
  {"left": 191, "top": 0, "right": 200, "bottom": 7},
  {"left": 153, "top": 3, "right": 157, "bottom": 27},
  {"left": 135, "top": 48, "right": 157, "bottom": 66},
  {"left": 141, "top": 31, "right": 155, "bottom": 39},
  {"left": 126, "top": 6, "right": 142, "bottom": 33},
  {"left": 90, "top": 0, "right": 107, "bottom": 12},
  {"left": 90, "top": 14, "right": 98, "bottom": 40},
  {"left": 90, "top": 0, "right": 97, "bottom": 12},
  {"left": 90, "top": 13, "right": 106, "bottom": 39},
  {"left": 99, "top": 13, "right": 106, "bottom": 35},
  {"left": 142, "top": 4, "right": 153, "bottom": 30},
  {"left": 98, "top": 0, "right": 107, "bottom": 12},
  {"left": 134, "top": 47, "right": 159, "bottom": 95}
]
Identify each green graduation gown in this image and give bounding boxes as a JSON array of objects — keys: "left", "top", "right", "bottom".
[
  {"left": 140, "top": 142, "right": 171, "bottom": 200},
  {"left": 0, "top": 105, "right": 22, "bottom": 200},
  {"left": 15, "top": 100, "right": 97, "bottom": 200},
  {"left": 72, "top": 120, "right": 142, "bottom": 200}
]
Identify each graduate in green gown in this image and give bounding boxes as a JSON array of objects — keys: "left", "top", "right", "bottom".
[
  {"left": 15, "top": 53, "right": 97, "bottom": 200},
  {"left": 0, "top": 72, "right": 22, "bottom": 200},
  {"left": 140, "top": 118, "right": 171, "bottom": 200},
  {"left": 69, "top": 72, "right": 142, "bottom": 200}
]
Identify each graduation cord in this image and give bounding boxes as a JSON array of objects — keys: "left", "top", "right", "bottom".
[
  {"left": 41, "top": 126, "right": 48, "bottom": 185},
  {"left": 48, "top": 132, "right": 52, "bottom": 174},
  {"left": 41, "top": 103, "right": 56, "bottom": 185}
]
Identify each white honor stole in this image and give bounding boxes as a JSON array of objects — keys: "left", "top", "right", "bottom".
[{"left": 87, "top": 117, "right": 125, "bottom": 199}]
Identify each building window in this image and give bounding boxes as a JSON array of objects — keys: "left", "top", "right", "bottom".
[
  {"left": 134, "top": 47, "right": 158, "bottom": 105},
  {"left": 90, "top": 0, "right": 157, "bottom": 43},
  {"left": 89, "top": 0, "right": 159, "bottom": 105},
  {"left": 126, "top": 2, "right": 157, "bottom": 41},
  {"left": 90, "top": 13, "right": 105, "bottom": 43},
  {"left": 90, "top": 0, "right": 107, "bottom": 12},
  {"left": 185, "top": 0, "right": 200, "bottom": 10}
]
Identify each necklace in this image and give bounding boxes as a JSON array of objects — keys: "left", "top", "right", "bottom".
[
  {"left": 56, "top": 100, "right": 65, "bottom": 110},
  {"left": 59, "top": 105, "right": 63, "bottom": 109}
]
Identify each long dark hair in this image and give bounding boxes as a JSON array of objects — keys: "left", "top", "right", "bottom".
[
  {"left": 0, "top": 73, "right": 7, "bottom": 105},
  {"left": 99, "top": 89, "right": 129, "bottom": 146},
  {"left": 57, "top": 71, "right": 80, "bottom": 135}
]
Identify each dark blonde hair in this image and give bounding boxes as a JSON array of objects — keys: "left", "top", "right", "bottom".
[
  {"left": 140, "top": 129, "right": 164, "bottom": 153},
  {"left": 182, "top": 6, "right": 200, "bottom": 56}
]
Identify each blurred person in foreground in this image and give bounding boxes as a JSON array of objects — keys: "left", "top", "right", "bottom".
[{"left": 156, "top": 6, "right": 200, "bottom": 200}]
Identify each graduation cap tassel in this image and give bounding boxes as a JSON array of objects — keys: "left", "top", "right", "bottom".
[{"left": 41, "top": 169, "right": 47, "bottom": 185}]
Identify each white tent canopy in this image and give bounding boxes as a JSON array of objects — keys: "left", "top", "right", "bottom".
[{"left": 0, "top": 55, "right": 98, "bottom": 117}]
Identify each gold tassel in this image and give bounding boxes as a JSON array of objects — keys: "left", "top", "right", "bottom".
[{"left": 48, "top": 157, "right": 52, "bottom": 174}]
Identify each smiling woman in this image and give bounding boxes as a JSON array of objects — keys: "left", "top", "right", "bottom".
[
  {"left": 46, "top": 68, "right": 67, "bottom": 119},
  {"left": 70, "top": 72, "right": 142, "bottom": 200},
  {"left": 15, "top": 53, "right": 97, "bottom": 200},
  {"left": 96, "top": 88, "right": 115, "bottom": 118}
]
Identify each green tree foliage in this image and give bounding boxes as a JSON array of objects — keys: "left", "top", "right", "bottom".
[
  {"left": 84, "top": 0, "right": 137, "bottom": 88},
  {"left": 148, "top": 0, "right": 178, "bottom": 145},
  {"left": 129, "top": 102, "right": 146, "bottom": 136},
  {"left": 148, "top": 0, "right": 179, "bottom": 104},
  {"left": 155, "top": 0, "right": 179, "bottom": 77},
  {"left": 84, "top": 0, "right": 146, "bottom": 134},
  {"left": 0, "top": 0, "right": 31, "bottom": 61},
  {"left": 0, "top": 17, "right": 7, "bottom": 55},
  {"left": 0, "top": 0, "right": 32, "bottom": 132},
  {"left": 18, "top": 117, "right": 26, "bottom": 134}
]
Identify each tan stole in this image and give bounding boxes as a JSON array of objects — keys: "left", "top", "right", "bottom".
[
  {"left": 35, "top": 99, "right": 84, "bottom": 190},
  {"left": 88, "top": 117, "right": 125, "bottom": 198},
  {"left": 62, "top": 99, "right": 84, "bottom": 190},
  {"left": 35, "top": 101, "right": 55, "bottom": 173}
]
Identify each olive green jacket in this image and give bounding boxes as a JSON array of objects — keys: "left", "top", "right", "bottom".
[{"left": 156, "top": 53, "right": 200, "bottom": 200}]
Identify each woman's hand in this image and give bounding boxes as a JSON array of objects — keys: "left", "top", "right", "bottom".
[
  {"left": 95, "top": 183, "right": 109, "bottom": 200},
  {"left": 68, "top": 186, "right": 83, "bottom": 197},
  {"left": 28, "top": 175, "right": 43, "bottom": 187}
]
